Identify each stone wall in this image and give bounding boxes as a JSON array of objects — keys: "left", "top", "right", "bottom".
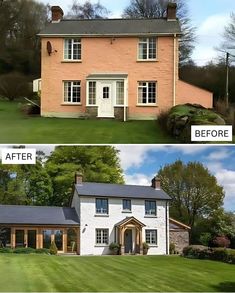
[{"left": 169, "top": 230, "right": 189, "bottom": 253}]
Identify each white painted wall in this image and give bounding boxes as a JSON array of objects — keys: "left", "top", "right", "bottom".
[{"left": 77, "top": 192, "right": 168, "bottom": 256}]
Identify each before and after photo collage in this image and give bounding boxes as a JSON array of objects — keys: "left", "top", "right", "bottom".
[{"left": 0, "top": 0, "right": 235, "bottom": 292}]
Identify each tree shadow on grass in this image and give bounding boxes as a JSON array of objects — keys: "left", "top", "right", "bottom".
[{"left": 213, "top": 282, "right": 235, "bottom": 292}]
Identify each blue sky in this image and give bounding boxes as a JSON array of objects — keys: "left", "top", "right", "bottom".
[
  {"left": 39, "top": 0, "right": 235, "bottom": 65},
  {"left": 1, "top": 145, "right": 235, "bottom": 212}
]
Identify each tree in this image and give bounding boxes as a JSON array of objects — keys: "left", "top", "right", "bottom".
[
  {"left": 67, "top": 0, "right": 110, "bottom": 19},
  {"left": 222, "top": 13, "right": 235, "bottom": 49},
  {"left": 122, "top": 0, "right": 196, "bottom": 65},
  {"left": 45, "top": 146, "right": 124, "bottom": 206},
  {"left": 158, "top": 160, "right": 225, "bottom": 234},
  {"left": 0, "top": 0, "right": 49, "bottom": 76}
]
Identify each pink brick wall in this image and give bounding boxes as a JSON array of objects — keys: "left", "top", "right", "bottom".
[
  {"left": 41, "top": 36, "right": 176, "bottom": 118},
  {"left": 176, "top": 80, "right": 213, "bottom": 108},
  {"left": 41, "top": 36, "right": 213, "bottom": 119}
]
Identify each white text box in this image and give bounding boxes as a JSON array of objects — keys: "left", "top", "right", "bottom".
[
  {"left": 191, "top": 125, "right": 233, "bottom": 142},
  {"left": 1, "top": 149, "right": 36, "bottom": 164}
]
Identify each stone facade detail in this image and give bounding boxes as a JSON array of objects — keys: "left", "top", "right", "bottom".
[{"left": 169, "top": 230, "right": 189, "bottom": 253}]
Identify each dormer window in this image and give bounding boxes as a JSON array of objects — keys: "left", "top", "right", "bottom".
[
  {"left": 138, "top": 37, "right": 157, "bottom": 60},
  {"left": 64, "top": 39, "right": 81, "bottom": 60}
]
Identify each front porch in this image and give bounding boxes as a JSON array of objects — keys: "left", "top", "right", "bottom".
[
  {"left": 115, "top": 217, "right": 145, "bottom": 255},
  {"left": 0, "top": 225, "right": 80, "bottom": 254}
]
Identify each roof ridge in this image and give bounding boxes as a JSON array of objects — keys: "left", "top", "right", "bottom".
[
  {"left": 81, "top": 182, "right": 153, "bottom": 188},
  {"left": 61, "top": 17, "right": 167, "bottom": 22}
]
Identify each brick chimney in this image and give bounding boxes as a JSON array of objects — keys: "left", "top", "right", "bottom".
[
  {"left": 51, "top": 6, "right": 64, "bottom": 23},
  {"left": 167, "top": 3, "right": 177, "bottom": 21},
  {"left": 75, "top": 172, "right": 83, "bottom": 185},
  {"left": 151, "top": 176, "right": 161, "bottom": 190}
]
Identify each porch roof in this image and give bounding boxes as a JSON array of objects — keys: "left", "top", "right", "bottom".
[
  {"left": 0, "top": 205, "right": 80, "bottom": 226},
  {"left": 87, "top": 73, "right": 128, "bottom": 80},
  {"left": 115, "top": 216, "right": 146, "bottom": 228}
]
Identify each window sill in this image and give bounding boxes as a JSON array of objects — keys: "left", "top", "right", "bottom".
[
  {"left": 61, "top": 60, "right": 82, "bottom": 63},
  {"left": 136, "top": 104, "right": 158, "bottom": 107},
  {"left": 148, "top": 245, "right": 158, "bottom": 247},
  {"left": 137, "top": 59, "right": 158, "bottom": 62},
  {"left": 144, "top": 215, "right": 157, "bottom": 218},
  {"left": 95, "top": 244, "right": 109, "bottom": 247},
  {"left": 95, "top": 214, "right": 109, "bottom": 217},
  {"left": 86, "top": 104, "right": 98, "bottom": 107},
  {"left": 61, "top": 103, "right": 82, "bottom": 106},
  {"left": 122, "top": 210, "right": 132, "bottom": 213}
]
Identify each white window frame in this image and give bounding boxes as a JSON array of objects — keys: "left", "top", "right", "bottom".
[
  {"left": 64, "top": 38, "right": 81, "bottom": 61},
  {"left": 86, "top": 81, "right": 97, "bottom": 106},
  {"left": 96, "top": 229, "right": 109, "bottom": 245},
  {"left": 63, "top": 81, "right": 81, "bottom": 104},
  {"left": 137, "top": 81, "right": 157, "bottom": 105},
  {"left": 115, "top": 80, "right": 125, "bottom": 106},
  {"left": 138, "top": 37, "right": 157, "bottom": 61},
  {"left": 145, "top": 230, "right": 158, "bottom": 245}
]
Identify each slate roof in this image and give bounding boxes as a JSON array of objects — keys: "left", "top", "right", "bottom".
[
  {"left": 75, "top": 182, "right": 171, "bottom": 200},
  {"left": 39, "top": 18, "right": 181, "bottom": 36},
  {"left": 0, "top": 205, "right": 80, "bottom": 226}
]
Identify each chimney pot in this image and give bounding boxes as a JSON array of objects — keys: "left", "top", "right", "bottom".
[
  {"left": 151, "top": 176, "right": 161, "bottom": 190},
  {"left": 167, "top": 3, "right": 177, "bottom": 21},
  {"left": 75, "top": 172, "right": 83, "bottom": 185},
  {"left": 51, "top": 6, "right": 64, "bottom": 22}
]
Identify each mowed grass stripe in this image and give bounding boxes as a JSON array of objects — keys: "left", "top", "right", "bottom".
[{"left": 0, "top": 254, "right": 235, "bottom": 292}]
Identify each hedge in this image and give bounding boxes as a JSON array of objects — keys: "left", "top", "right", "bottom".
[
  {"left": 183, "top": 245, "right": 235, "bottom": 264},
  {"left": 0, "top": 247, "right": 50, "bottom": 254}
]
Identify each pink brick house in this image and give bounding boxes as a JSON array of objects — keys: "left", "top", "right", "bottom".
[{"left": 38, "top": 4, "right": 213, "bottom": 121}]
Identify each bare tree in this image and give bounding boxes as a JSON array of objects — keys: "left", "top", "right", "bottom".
[
  {"left": 122, "top": 0, "right": 196, "bottom": 65},
  {"left": 67, "top": 0, "right": 110, "bottom": 19}
]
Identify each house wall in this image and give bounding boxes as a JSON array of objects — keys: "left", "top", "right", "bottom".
[
  {"left": 176, "top": 80, "right": 213, "bottom": 108},
  {"left": 41, "top": 36, "right": 176, "bottom": 119},
  {"left": 78, "top": 195, "right": 168, "bottom": 256},
  {"left": 169, "top": 229, "right": 189, "bottom": 253}
]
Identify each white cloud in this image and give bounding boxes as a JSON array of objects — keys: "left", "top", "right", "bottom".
[
  {"left": 124, "top": 173, "right": 153, "bottom": 186},
  {"left": 207, "top": 149, "right": 232, "bottom": 161},
  {"left": 193, "top": 13, "right": 231, "bottom": 65}
]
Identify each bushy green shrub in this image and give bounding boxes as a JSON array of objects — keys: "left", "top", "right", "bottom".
[
  {"left": 0, "top": 247, "right": 13, "bottom": 253},
  {"left": 182, "top": 245, "right": 209, "bottom": 259},
  {"left": 13, "top": 247, "right": 35, "bottom": 254},
  {"left": 49, "top": 241, "right": 58, "bottom": 255},
  {"left": 183, "top": 245, "right": 235, "bottom": 264},
  {"left": 199, "top": 232, "right": 212, "bottom": 246},
  {"left": 109, "top": 242, "right": 120, "bottom": 255},
  {"left": 35, "top": 248, "right": 50, "bottom": 254},
  {"left": 169, "top": 243, "right": 176, "bottom": 254}
]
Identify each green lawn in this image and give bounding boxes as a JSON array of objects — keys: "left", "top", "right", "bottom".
[
  {"left": 0, "top": 100, "right": 176, "bottom": 144},
  {"left": 0, "top": 254, "right": 234, "bottom": 292}
]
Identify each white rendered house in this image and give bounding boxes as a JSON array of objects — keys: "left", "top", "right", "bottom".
[{"left": 71, "top": 173, "right": 171, "bottom": 255}]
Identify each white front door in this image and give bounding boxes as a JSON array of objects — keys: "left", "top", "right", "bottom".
[{"left": 98, "top": 81, "right": 114, "bottom": 118}]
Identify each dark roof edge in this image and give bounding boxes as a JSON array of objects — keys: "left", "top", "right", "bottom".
[
  {"left": 0, "top": 223, "right": 79, "bottom": 226},
  {"left": 38, "top": 32, "right": 182, "bottom": 37}
]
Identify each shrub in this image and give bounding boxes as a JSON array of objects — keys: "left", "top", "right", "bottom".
[
  {"left": 0, "top": 72, "right": 32, "bottom": 101},
  {"left": 213, "top": 236, "right": 231, "bottom": 248},
  {"left": 20, "top": 103, "right": 40, "bottom": 115},
  {"left": 0, "top": 247, "right": 13, "bottom": 253},
  {"left": 182, "top": 245, "right": 209, "bottom": 259},
  {"left": 157, "top": 110, "right": 170, "bottom": 133},
  {"left": 35, "top": 248, "right": 50, "bottom": 254},
  {"left": 13, "top": 247, "right": 35, "bottom": 254},
  {"left": 183, "top": 245, "right": 235, "bottom": 264},
  {"left": 49, "top": 241, "right": 58, "bottom": 255},
  {"left": 143, "top": 242, "right": 149, "bottom": 255},
  {"left": 199, "top": 232, "right": 212, "bottom": 246},
  {"left": 109, "top": 242, "right": 120, "bottom": 255},
  {"left": 169, "top": 243, "right": 176, "bottom": 254}
]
